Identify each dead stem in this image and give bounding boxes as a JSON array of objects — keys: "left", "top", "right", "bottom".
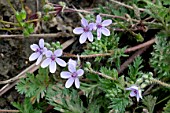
[
  {"left": 63, "top": 38, "right": 156, "bottom": 58},
  {"left": 0, "top": 109, "right": 19, "bottom": 113}
]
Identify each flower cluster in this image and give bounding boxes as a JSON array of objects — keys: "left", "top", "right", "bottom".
[
  {"left": 29, "top": 39, "right": 66, "bottom": 73},
  {"left": 73, "top": 15, "right": 112, "bottom": 44},
  {"left": 29, "top": 40, "right": 84, "bottom": 88}
]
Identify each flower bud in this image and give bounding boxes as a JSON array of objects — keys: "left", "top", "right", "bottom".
[
  {"left": 141, "top": 83, "right": 147, "bottom": 88},
  {"left": 136, "top": 78, "right": 143, "bottom": 84}
]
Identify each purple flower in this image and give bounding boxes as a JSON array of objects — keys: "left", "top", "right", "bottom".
[
  {"left": 60, "top": 63, "right": 84, "bottom": 88},
  {"left": 41, "top": 49, "right": 66, "bottom": 73},
  {"left": 94, "top": 15, "right": 112, "bottom": 40},
  {"left": 73, "top": 18, "right": 94, "bottom": 44},
  {"left": 29, "top": 39, "right": 47, "bottom": 65},
  {"left": 126, "top": 85, "right": 142, "bottom": 102}
]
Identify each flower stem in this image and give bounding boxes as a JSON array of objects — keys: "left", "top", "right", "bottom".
[
  {"left": 85, "top": 67, "right": 116, "bottom": 81},
  {"left": 151, "top": 78, "right": 170, "bottom": 88}
]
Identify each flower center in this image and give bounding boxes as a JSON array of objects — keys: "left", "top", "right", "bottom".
[
  {"left": 72, "top": 72, "right": 78, "bottom": 78},
  {"left": 51, "top": 55, "right": 56, "bottom": 61},
  {"left": 97, "top": 24, "right": 102, "bottom": 28},
  {"left": 134, "top": 90, "right": 138, "bottom": 94},
  {"left": 36, "top": 48, "right": 43, "bottom": 54},
  {"left": 83, "top": 26, "right": 89, "bottom": 32}
]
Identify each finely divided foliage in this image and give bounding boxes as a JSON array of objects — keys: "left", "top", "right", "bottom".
[{"left": 15, "top": 1, "right": 170, "bottom": 112}]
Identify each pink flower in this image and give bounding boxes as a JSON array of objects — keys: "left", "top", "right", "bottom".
[
  {"left": 41, "top": 49, "right": 66, "bottom": 73},
  {"left": 73, "top": 18, "right": 94, "bottom": 44},
  {"left": 29, "top": 39, "right": 47, "bottom": 65},
  {"left": 94, "top": 15, "right": 112, "bottom": 40},
  {"left": 60, "top": 61, "right": 84, "bottom": 88},
  {"left": 126, "top": 85, "right": 142, "bottom": 102}
]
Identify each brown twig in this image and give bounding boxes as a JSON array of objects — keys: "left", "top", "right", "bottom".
[
  {"left": 125, "top": 38, "right": 155, "bottom": 53},
  {"left": 85, "top": 68, "right": 115, "bottom": 81},
  {"left": 63, "top": 38, "right": 156, "bottom": 58},
  {"left": 0, "top": 109, "right": 19, "bottom": 112},
  {"left": 118, "top": 46, "right": 150, "bottom": 74},
  {"left": 0, "top": 33, "right": 72, "bottom": 38}
]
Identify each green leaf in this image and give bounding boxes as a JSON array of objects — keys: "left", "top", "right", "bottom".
[
  {"left": 163, "top": 99, "right": 170, "bottom": 113},
  {"left": 108, "top": 97, "right": 129, "bottom": 113},
  {"left": 21, "top": 9, "right": 27, "bottom": 20},
  {"left": 143, "top": 95, "right": 157, "bottom": 113},
  {"left": 12, "top": 98, "right": 42, "bottom": 113},
  {"left": 16, "top": 68, "right": 49, "bottom": 104},
  {"left": 15, "top": 11, "right": 22, "bottom": 22}
]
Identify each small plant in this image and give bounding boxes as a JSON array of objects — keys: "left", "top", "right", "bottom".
[{"left": 1, "top": 0, "right": 170, "bottom": 113}]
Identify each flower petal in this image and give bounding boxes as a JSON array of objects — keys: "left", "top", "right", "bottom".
[
  {"left": 138, "top": 90, "right": 142, "bottom": 99},
  {"left": 30, "top": 44, "right": 39, "bottom": 51},
  {"left": 36, "top": 54, "right": 43, "bottom": 65},
  {"left": 68, "top": 64, "right": 76, "bottom": 73},
  {"left": 45, "top": 50, "right": 52, "bottom": 57},
  {"left": 39, "top": 39, "right": 44, "bottom": 48},
  {"left": 97, "top": 29, "right": 102, "bottom": 40},
  {"left": 68, "top": 59, "right": 77, "bottom": 67},
  {"left": 29, "top": 52, "right": 40, "bottom": 61},
  {"left": 126, "top": 85, "right": 138, "bottom": 91},
  {"left": 102, "top": 20, "right": 112, "bottom": 26},
  {"left": 89, "top": 23, "right": 95, "bottom": 31},
  {"left": 96, "top": 15, "right": 102, "bottom": 23},
  {"left": 79, "top": 32, "right": 88, "bottom": 44},
  {"left": 130, "top": 91, "right": 136, "bottom": 97},
  {"left": 54, "top": 49, "right": 62, "bottom": 57},
  {"left": 49, "top": 61, "right": 56, "bottom": 73},
  {"left": 60, "top": 71, "right": 72, "bottom": 78},
  {"left": 65, "top": 77, "right": 74, "bottom": 88},
  {"left": 41, "top": 58, "right": 51, "bottom": 68},
  {"left": 73, "top": 27, "right": 84, "bottom": 34},
  {"left": 56, "top": 58, "right": 67, "bottom": 67},
  {"left": 101, "top": 27, "right": 110, "bottom": 36},
  {"left": 81, "top": 18, "right": 88, "bottom": 27},
  {"left": 75, "top": 78, "right": 80, "bottom": 88},
  {"left": 87, "top": 32, "right": 93, "bottom": 42},
  {"left": 77, "top": 69, "right": 84, "bottom": 76},
  {"left": 43, "top": 47, "right": 47, "bottom": 54}
]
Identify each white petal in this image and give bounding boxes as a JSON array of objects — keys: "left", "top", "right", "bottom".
[
  {"left": 87, "top": 32, "right": 93, "bottom": 42},
  {"left": 130, "top": 91, "right": 136, "bottom": 97},
  {"left": 41, "top": 58, "right": 51, "bottom": 68},
  {"left": 54, "top": 49, "right": 63, "bottom": 57},
  {"left": 81, "top": 18, "right": 88, "bottom": 27},
  {"left": 76, "top": 69, "right": 84, "bottom": 76},
  {"left": 45, "top": 51, "right": 52, "bottom": 57},
  {"left": 73, "top": 27, "right": 84, "bottom": 34},
  {"left": 97, "top": 29, "right": 102, "bottom": 40},
  {"left": 29, "top": 52, "right": 40, "bottom": 61},
  {"left": 79, "top": 33, "right": 88, "bottom": 44},
  {"left": 75, "top": 78, "right": 80, "bottom": 88},
  {"left": 101, "top": 27, "right": 110, "bottom": 36},
  {"left": 36, "top": 54, "right": 43, "bottom": 65},
  {"left": 68, "top": 59, "right": 77, "bottom": 67},
  {"left": 68, "top": 64, "right": 76, "bottom": 73},
  {"left": 39, "top": 39, "right": 44, "bottom": 48},
  {"left": 49, "top": 61, "right": 56, "bottom": 73},
  {"left": 56, "top": 58, "right": 67, "bottom": 67},
  {"left": 43, "top": 47, "right": 47, "bottom": 54},
  {"left": 126, "top": 85, "right": 138, "bottom": 91},
  {"left": 30, "top": 44, "right": 39, "bottom": 51},
  {"left": 138, "top": 90, "right": 142, "bottom": 99},
  {"left": 96, "top": 15, "right": 102, "bottom": 23},
  {"left": 102, "top": 20, "right": 112, "bottom": 26},
  {"left": 60, "top": 71, "right": 72, "bottom": 78},
  {"left": 65, "top": 77, "right": 74, "bottom": 88}
]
